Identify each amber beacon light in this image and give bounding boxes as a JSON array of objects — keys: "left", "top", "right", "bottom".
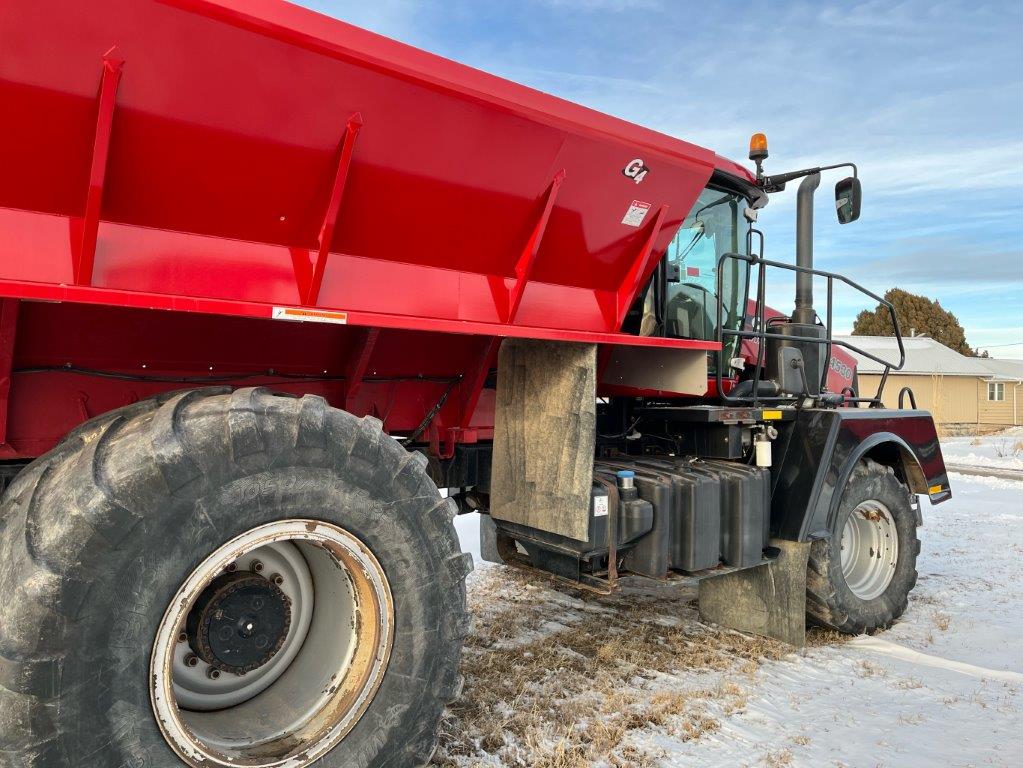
[{"left": 749, "top": 132, "right": 768, "bottom": 161}]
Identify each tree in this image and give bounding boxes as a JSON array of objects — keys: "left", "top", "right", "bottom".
[{"left": 851, "top": 288, "right": 972, "bottom": 355}]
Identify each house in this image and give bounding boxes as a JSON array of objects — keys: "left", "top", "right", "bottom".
[
  {"left": 834, "top": 335, "right": 1023, "bottom": 430},
  {"left": 976, "top": 358, "right": 1023, "bottom": 426}
]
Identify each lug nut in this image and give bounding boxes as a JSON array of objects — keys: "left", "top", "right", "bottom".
[
  {"left": 178, "top": 631, "right": 188, "bottom": 643},
  {"left": 184, "top": 654, "right": 199, "bottom": 668},
  {"left": 225, "top": 562, "right": 238, "bottom": 573},
  {"left": 251, "top": 560, "right": 264, "bottom": 573},
  {"left": 207, "top": 668, "right": 221, "bottom": 680},
  {"left": 271, "top": 573, "right": 284, "bottom": 586}
]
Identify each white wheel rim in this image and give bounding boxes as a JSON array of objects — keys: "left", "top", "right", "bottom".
[
  {"left": 150, "top": 520, "right": 394, "bottom": 768},
  {"left": 840, "top": 500, "right": 899, "bottom": 601}
]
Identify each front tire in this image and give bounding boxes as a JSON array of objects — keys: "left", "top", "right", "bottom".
[
  {"left": 806, "top": 458, "right": 920, "bottom": 634},
  {"left": 0, "top": 388, "right": 471, "bottom": 768}
]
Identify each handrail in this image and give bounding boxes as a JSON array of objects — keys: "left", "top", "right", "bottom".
[
  {"left": 898, "top": 386, "right": 917, "bottom": 410},
  {"left": 714, "top": 251, "right": 905, "bottom": 407}
]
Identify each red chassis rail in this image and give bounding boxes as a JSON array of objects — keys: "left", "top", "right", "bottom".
[{"left": 0, "top": 0, "right": 748, "bottom": 460}]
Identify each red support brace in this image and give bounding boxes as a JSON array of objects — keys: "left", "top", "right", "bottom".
[
  {"left": 418, "top": 338, "right": 497, "bottom": 460},
  {"left": 491, "top": 170, "right": 566, "bottom": 324},
  {"left": 305, "top": 113, "right": 363, "bottom": 306},
  {"left": 460, "top": 337, "right": 498, "bottom": 430},
  {"left": 614, "top": 204, "right": 669, "bottom": 328},
  {"left": 344, "top": 327, "right": 380, "bottom": 410},
  {"left": 0, "top": 299, "right": 19, "bottom": 447},
  {"left": 75, "top": 50, "right": 124, "bottom": 287},
  {"left": 288, "top": 246, "right": 314, "bottom": 303}
]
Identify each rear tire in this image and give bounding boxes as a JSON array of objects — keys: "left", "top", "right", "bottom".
[
  {"left": 806, "top": 458, "right": 920, "bottom": 634},
  {"left": 0, "top": 388, "right": 471, "bottom": 768}
]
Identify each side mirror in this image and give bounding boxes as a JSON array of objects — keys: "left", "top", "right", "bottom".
[{"left": 835, "top": 176, "right": 861, "bottom": 224}]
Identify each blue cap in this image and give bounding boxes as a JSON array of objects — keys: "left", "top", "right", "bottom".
[{"left": 616, "top": 470, "right": 635, "bottom": 479}]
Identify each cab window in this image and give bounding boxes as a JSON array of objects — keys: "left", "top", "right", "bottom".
[{"left": 663, "top": 187, "right": 750, "bottom": 343}]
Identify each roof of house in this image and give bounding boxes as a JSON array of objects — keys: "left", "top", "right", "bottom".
[
  {"left": 981, "top": 358, "right": 1023, "bottom": 381},
  {"left": 833, "top": 335, "right": 997, "bottom": 377}
]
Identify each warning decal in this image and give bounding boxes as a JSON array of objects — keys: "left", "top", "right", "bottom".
[
  {"left": 621, "top": 200, "right": 651, "bottom": 227},
  {"left": 272, "top": 307, "right": 349, "bottom": 325}
]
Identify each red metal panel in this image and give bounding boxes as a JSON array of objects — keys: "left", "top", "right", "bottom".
[
  {"left": 0, "top": 274, "right": 718, "bottom": 352},
  {"left": 0, "top": 298, "right": 716, "bottom": 459},
  {"left": 0, "top": 300, "right": 487, "bottom": 457},
  {"left": 0, "top": 204, "right": 725, "bottom": 346},
  {"left": 0, "top": 0, "right": 756, "bottom": 460},
  {"left": 0, "top": 0, "right": 733, "bottom": 305}
]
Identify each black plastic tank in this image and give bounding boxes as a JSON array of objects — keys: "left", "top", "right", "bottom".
[
  {"left": 699, "top": 460, "right": 770, "bottom": 568},
  {"left": 594, "top": 464, "right": 671, "bottom": 578},
  {"left": 630, "top": 458, "right": 721, "bottom": 572}
]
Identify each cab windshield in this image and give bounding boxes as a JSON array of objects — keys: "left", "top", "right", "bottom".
[{"left": 663, "top": 186, "right": 750, "bottom": 344}]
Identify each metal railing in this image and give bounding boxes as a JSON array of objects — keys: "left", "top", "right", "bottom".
[
  {"left": 898, "top": 386, "right": 917, "bottom": 409},
  {"left": 713, "top": 250, "right": 906, "bottom": 408}
]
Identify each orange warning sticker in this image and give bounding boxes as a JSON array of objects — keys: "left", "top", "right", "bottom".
[{"left": 271, "top": 306, "right": 349, "bottom": 325}]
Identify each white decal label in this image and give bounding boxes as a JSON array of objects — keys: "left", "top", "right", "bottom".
[
  {"left": 272, "top": 306, "right": 349, "bottom": 325},
  {"left": 593, "top": 495, "right": 609, "bottom": 518},
  {"left": 621, "top": 200, "right": 651, "bottom": 227}
]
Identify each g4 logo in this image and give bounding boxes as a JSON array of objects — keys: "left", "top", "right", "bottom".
[{"left": 622, "top": 158, "right": 649, "bottom": 184}]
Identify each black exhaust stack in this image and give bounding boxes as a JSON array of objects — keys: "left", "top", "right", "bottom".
[
  {"left": 793, "top": 173, "right": 820, "bottom": 325},
  {"left": 764, "top": 172, "right": 828, "bottom": 396}
]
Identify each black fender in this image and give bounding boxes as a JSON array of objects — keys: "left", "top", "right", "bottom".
[{"left": 770, "top": 408, "right": 950, "bottom": 542}]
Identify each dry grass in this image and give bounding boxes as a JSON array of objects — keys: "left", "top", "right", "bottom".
[
  {"left": 993, "top": 439, "right": 1023, "bottom": 458},
  {"left": 765, "top": 748, "right": 794, "bottom": 766},
  {"left": 806, "top": 627, "right": 851, "bottom": 647},
  {"left": 931, "top": 612, "right": 951, "bottom": 632},
  {"left": 856, "top": 659, "right": 885, "bottom": 679},
  {"left": 895, "top": 676, "right": 924, "bottom": 690},
  {"left": 431, "top": 569, "right": 817, "bottom": 767},
  {"left": 897, "top": 713, "right": 926, "bottom": 726}
]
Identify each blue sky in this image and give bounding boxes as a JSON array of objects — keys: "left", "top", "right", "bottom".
[{"left": 299, "top": 0, "right": 1022, "bottom": 357}]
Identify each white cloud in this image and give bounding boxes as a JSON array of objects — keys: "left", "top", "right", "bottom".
[{"left": 857, "top": 143, "right": 1023, "bottom": 196}]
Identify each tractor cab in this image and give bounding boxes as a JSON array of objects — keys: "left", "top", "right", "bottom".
[{"left": 628, "top": 133, "right": 896, "bottom": 409}]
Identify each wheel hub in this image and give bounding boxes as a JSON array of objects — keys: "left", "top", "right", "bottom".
[
  {"left": 840, "top": 499, "right": 899, "bottom": 601},
  {"left": 151, "top": 520, "right": 394, "bottom": 768},
  {"left": 186, "top": 572, "right": 292, "bottom": 675}
]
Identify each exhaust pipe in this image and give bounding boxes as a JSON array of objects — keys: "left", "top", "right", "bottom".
[
  {"left": 793, "top": 172, "right": 821, "bottom": 325},
  {"left": 764, "top": 171, "right": 827, "bottom": 396}
]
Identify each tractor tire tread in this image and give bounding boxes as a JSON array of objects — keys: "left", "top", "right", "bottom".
[
  {"left": 805, "top": 458, "right": 919, "bottom": 635},
  {"left": 0, "top": 387, "right": 470, "bottom": 768}
]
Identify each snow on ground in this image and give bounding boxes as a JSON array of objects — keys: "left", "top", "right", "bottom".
[
  {"left": 441, "top": 458, "right": 1023, "bottom": 767},
  {"left": 940, "top": 428, "right": 1023, "bottom": 470},
  {"left": 644, "top": 470, "right": 1023, "bottom": 768}
]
